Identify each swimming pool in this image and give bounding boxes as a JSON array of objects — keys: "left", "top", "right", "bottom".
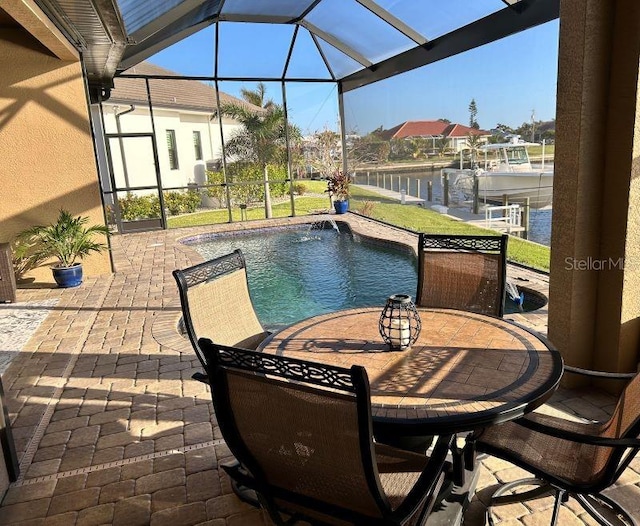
[
  {"left": 182, "top": 222, "right": 542, "bottom": 329},
  {"left": 184, "top": 223, "right": 418, "bottom": 329}
]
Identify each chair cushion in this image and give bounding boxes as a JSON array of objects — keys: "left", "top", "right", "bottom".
[
  {"left": 187, "top": 269, "right": 266, "bottom": 348},
  {"left": 478, "top": 412, "right": 612, "bottom": 488},
  {"left": 418, "top": 251, "right": 503, "bottom": 316},
  {"left": 375, "top": 443, "right": 429, "bottom": 510}
]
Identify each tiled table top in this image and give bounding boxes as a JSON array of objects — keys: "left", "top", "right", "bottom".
[{"left": 261, "top": 307, "right": 563, "bottom": 433}]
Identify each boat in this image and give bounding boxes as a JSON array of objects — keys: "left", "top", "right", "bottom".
[{"left": 444, "top": 140, "right": 553, "bottom": 209}]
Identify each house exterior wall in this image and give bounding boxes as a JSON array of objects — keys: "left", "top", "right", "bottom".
[
  {"left": 549, "top": 0, "right": 640, "bottom": 380},
  {"left": 100, "top": 107, "right": 242, "bottom": 193},
  {"left": 0, "top": 28, "right": 111, "bottom": 281}
]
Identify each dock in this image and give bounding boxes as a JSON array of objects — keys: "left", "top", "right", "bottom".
[
  {"left": 354, "top": 183, "right": 526, "bottom": 236},
  {"left": 353, "top": 184, "right": 425, "bottom": 205},
  {"left": 444, "top": 205, "right": 527, "bottom": 235}
]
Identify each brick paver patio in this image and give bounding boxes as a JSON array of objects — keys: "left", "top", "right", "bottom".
[{"left": 0, "top": 214, "right": 638, "bottom": 525}]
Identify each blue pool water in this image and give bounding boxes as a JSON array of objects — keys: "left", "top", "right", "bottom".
[
  {"left": 188, "top": 225, "right": 418, "bottom": 329},
  {"left": 186, "top": 224, "right": 542, "bottom": 329}
]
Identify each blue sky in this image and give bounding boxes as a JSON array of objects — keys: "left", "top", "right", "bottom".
[{"left": 149, "top": 16, "right": 559, "bottom": 135}]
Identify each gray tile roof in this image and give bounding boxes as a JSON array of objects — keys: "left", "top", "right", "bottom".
[{"left": 109, "top": 62, "right": 260, "bottom": 113}]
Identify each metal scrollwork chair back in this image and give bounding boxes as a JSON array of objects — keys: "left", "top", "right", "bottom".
[
  {"left": 173, "top": 249, "right": 269, "bottom": 382},
  {"left": 200, "top": 338, "right": 454, "bottom": 526},
  {"left": 474, "top": 366, "right": 640, "bottom": 526},
  {"left": 416, "top": 233, "right": 508, "bottom": 317}
]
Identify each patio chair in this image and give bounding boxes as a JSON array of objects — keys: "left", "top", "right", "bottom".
[
  {"left": 173, "top": 249, "right": 269, "bottom": 383},
  {"left": 416, "top": 233, "right": 508, "bottom": 317},
  {"left": 200, "top": 338, "right": 454, "bottom": 526},
  {"left": 473, "top": 366, "right": 640, "bottom": 526}
]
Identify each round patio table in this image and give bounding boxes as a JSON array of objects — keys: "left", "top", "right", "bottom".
[{"left": 259, "top": 307, "right": 563, "bottom": 435}]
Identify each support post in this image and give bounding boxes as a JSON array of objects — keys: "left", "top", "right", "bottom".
[
  {"left": 522, "top": 198, "right": 530, "bottom": 240},
  {"left": 443, "top": 173, "right": 449, "bottom": 206},
  {"left": 472, "top": 175, "right": 479, "bottom": 215}
]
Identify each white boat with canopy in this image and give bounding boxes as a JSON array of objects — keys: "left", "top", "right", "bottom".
[{"left": 444, "top": 140, "right": 553, "bottom": 209}]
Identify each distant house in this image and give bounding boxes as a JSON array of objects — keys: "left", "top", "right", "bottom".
[
  {"left": 383, "top": 120, "right": 491, "bottom": 152},
  {"left": 97, "top": 62, "right": 261, "bottom": 194}
]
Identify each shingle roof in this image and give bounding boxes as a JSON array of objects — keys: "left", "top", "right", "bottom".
[
  {"left": 109, "top": 62, "right": 260, "bottom": 113},
  {"left": 385, "top": 120, "right": 490, "bottom": 140}
]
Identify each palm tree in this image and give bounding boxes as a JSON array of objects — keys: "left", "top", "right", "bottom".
[
  {"left": 435, "top": 137, "right": 449, "bottom": 157},
  {"left": 465, "top": 132, "right": 483, "bottom": 168},
  {"left": 221, "top": 83, "right": 296, "bottom": 218}
]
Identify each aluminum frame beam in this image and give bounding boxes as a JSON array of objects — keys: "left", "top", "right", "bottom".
[
  {"left": 354, "top": 0, "right": 427, "bottom": 46},
  {"left": 300, "top": 20, "right": 373, "bottom": 68},
  {"left": 341, "top": 0, "right": 559, "bottom": 92}
]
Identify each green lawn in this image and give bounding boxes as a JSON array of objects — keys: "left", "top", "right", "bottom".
[
  {"left": 168, "top": 180, "right": 550, "bottom": 272},
  {"left": 350, "top": 186, "right": 550, "bottom": 272},
  {"left": 525, "top": 144, "right": 555, "bottom": 158}
]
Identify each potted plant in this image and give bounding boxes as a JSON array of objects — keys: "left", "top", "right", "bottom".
[
  {"left": 10, "top": 231, "right": 51, "bottom": 283},
  {"left": 326, "top": 171, "right": 351, "bottom": 214},
  {"left": 20, "top": 209, "right": 109, "bottom": 288}
]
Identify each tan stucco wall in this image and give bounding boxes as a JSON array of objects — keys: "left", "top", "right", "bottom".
[
  {"left": 549, "top": 0, "right": 640, "bottom": 379},
  {"left": 0, "top": 28, "right": 111, "bottom": 281}
]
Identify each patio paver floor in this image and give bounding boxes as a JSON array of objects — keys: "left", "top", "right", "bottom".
[{"left": 0, "top": 214, "right": 638, "bottom": 525}]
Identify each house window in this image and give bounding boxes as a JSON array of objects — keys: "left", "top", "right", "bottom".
[
  {"left": 193, "top": 131, "right": 203, "bottom": 160},
  {"left": 166, "top": 130, "right": 179, "bottom": 169}
]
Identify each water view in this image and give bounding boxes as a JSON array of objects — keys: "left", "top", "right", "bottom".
[
  {"left": 187, "top": 226, "right": 418, "bottom": 329},
  {"left": 353, "top": 168, "right": 552, "bottom": 246}
]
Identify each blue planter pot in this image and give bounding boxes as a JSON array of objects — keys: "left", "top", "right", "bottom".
[
  {"left": 52, "top": 263, "right": 83, "bottom": 288},
  {"left": 333, "top": 200, "right": 349, "bottom": 214}
]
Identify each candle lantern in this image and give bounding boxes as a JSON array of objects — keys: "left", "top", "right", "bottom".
[{"left": 378, "top": 294, "right": 421, "bottom": 350}]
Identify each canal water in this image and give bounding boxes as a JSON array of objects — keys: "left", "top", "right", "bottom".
[{"left": 353, "top": 169, "right": 552, "bottom": 246}]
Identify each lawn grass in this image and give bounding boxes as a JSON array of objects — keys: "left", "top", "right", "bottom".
[
  {"left": 168, "top": 180, "right": 550, "bottom": 272},
  {"left": 167, "top": 195, "right": 331, "bottom": 228},
  {"left": 350, "top": 186, "right": 550, "bottom": 272},
  {"left": 523, "top": 144, "right": 554, "bottom": 158}
]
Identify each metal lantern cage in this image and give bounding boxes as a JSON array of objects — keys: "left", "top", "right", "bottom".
[{"left": 378, "top": 294, "right": 421, "bottom": 351}]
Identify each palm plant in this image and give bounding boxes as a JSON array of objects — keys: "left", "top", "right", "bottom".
[
  {"left": 465, "top": 133, "right": 483, "bottom": 168},
  {"left": 435, "top": 137, "right": 449, "bottom": 157},
  {"left": 10, "top": 231, "right": 50, "bottom": 281},
  {"left": 220, "top": 83, "right": 299, "bottom": 218},
  {"left": 23, "top": 209, "right": 109, "bottom": 268}
]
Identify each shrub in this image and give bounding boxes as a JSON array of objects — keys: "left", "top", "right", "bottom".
[
  {"left": 293, "top": 182, "right": 307, "bottom": 196},
  {"left": 163, "top": 191, "right": 201, "bottom": 216},
  {"left": 209, "top": 163, "right": 290, "bottom": 205},
  {"left": 118, "top": 194, "right": 160, "bottom": 220},
  {"left": 357, "top": 200, "right": 376, "bottom": 217},
  {"left": 206, "top": 170, "right": 227, "bottom": 206}
]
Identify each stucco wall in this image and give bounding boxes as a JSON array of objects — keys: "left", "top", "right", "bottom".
[
  {"left": 100, "top": 107, "right": 243, "bottom": 193},
  {"left": 549, "top": 0, "right": 640, "bottom": 378},
  {"left": 0, "top": 28, "right": 111, "bottom": 281},
  {"left": 101, "top": 107, "right": 224, "bottom": 190}
]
